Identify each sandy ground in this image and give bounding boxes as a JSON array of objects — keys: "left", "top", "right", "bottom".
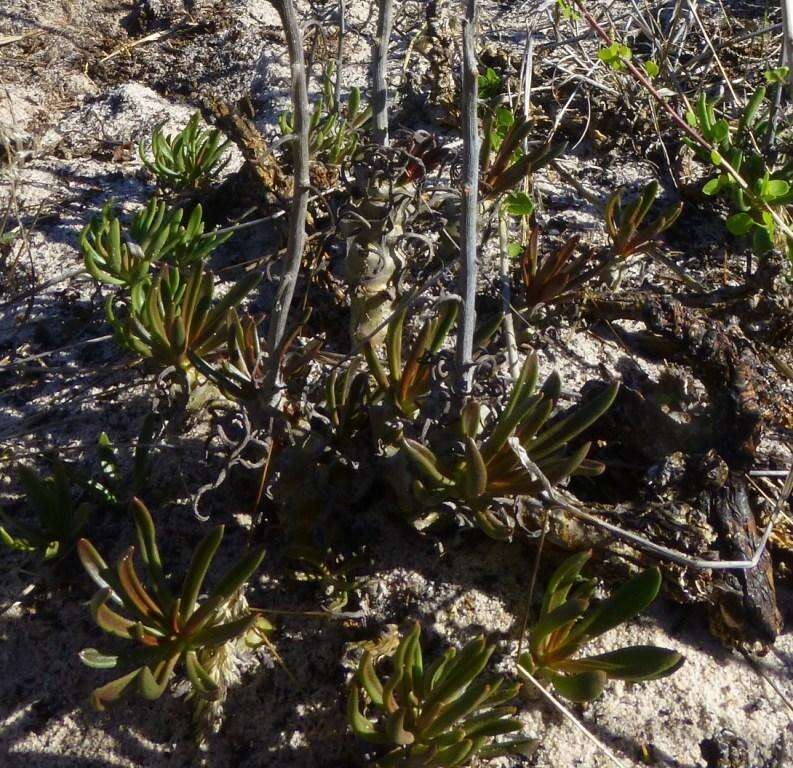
[{"left": 1, "top": 0, "right": 792, "bottom": 766}]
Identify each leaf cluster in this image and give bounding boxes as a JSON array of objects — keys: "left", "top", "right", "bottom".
[
  {"left": 686, "top": 88, "right": 793, "bottom": 255},
  {"left": 348, "top": 622, "right": 536, "bottom": 767},
  {"left": 139, "top": 112, "right": 231, "bottom": 192},
  {"left": 604, "top": 181, "right": 682, "bottom": 260},
  {"left": 597, "top": 42, "right": 632, "bottom": 71},
  {"left": 81, "top": 199, "right": 231, "bottom": 296},
  {"left": 106, "top": 264, "right": 261, "bottom": 377},
  {"left": 87, "top": 417, "right": 158, "bottom": 509},
  {"left": 518, "top": 551, "right": 684, "bottom": 702},
  {"left": 1, "top": 462, "right": 90, "bottom": 561},
  {"left": 402, "top": 354, "right": 618, "bottom": 539},
  {"left": 518, "top": 227, "right": 591, "bottom": 309},
  {"left": 324, "top": 356, "right": 371, "bottom": 443},
  {"left": 78, "top": 498, "right": 267, "bottom": 710},
  {"left": 279, "top": 66, "right": 371, "bottom": 166},
  {"left": 287, "top": 545, "right": 368, "bottom": 613},
  {"left": 364, "top": 300, "right": 459, "bottom": 419},
  {"left": 192, "top": 309, "right": 319, "bottom": 403},
  {"left": 480, "top": 109, "right": 566, "bottom": 199}
]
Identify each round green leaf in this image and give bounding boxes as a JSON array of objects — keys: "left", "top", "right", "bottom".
[
  {"left": 504, "top": 191, "right": 534, "bottom": 217},
  {"left": 643, "top": 60, "right": 659, "bottom": 78},
  {"left": 763, "top": 179, "right": 790, "bottom": 201},
  {"left": 726, "top": 212, "right": 755, "bottom": 236}
]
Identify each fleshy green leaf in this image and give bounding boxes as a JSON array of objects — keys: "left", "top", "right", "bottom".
[
  {"left": 179, "top": 525, "right": 224, "bottom": 625},
  {"left": 726, "top": 212, "right": 755, "bottom": 236},
  {"left": 561, "top": 645, "right": 684, "bottom": 681},
  {"left": 570, "top": 567, "right": 662, "bottom": 642},
  {"left": 347, "top": 685, "right": 388, "bottom": 744},
  {"left": 545, "top": 669, "right": 607, "bottom": 702},
  {"left": 79, "top": 648, "right": 119, "bottom": 669},
  {"left": 90, "top": 669, "right": 141, "bottom": 711}
]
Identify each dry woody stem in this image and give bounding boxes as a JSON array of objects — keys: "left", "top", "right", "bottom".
[
  {"left": 266, "top": 0, "right": 311, "bottom": 355},
  {"left": 456, "top": 0, "right": 481, "bottom": 394}
]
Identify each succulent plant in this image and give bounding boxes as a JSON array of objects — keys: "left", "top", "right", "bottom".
[
  {"left": 323, "top": 357, "right": 371, "bottom": 443},
  {"left": 86, "top": 416, "right": 158, "bottom": 509},
  {"left": 81, "top": 199, "right": 231, "bottom": 295},
  {"left": 518, "top": 227, "right": 592, "bottom": 309},
  {"left": 77, "top": 498, "right": 268, "bottom": 711},
  {"left": 401, "top": 355, "right": 618, "bottom": 538},
  {"left": 1, "top": 462, "right": 90, "bottom": 561},
  {"left": 480, "top": 109, "right": 566, "bottom": 199},
  {"left": 139, "top": 112, "right": 231, "bottom": 192},
  {"left": 517, "top": 550, "right": 684, "bottom": 702},
  {"left": 364, "top": 300, "right": 458, "bottom": 419},
  {"left": 286, "top": 544, "right": 368, "bottom": 612},
  {"left": 279, "top": 65, "right": 371, "bottom": 166},
  {"left": 106, "top": 264, "right": 260, "bottom": 379},
  {"left": 348, "top": 622, "right": 536, "bottom": 767},
  {"left": 604, "top": 181, "right": 682, "bottom": 260},
  {"left": 190, "top": 309, "right": 320, "bottom": 403}
]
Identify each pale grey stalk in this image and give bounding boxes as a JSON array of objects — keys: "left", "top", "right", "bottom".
[
  {"left": 371, "top": 0, "right": 394, "bottom": 146},
  {"left": 498, "top": 212, "right": 519, "bottom": 381},
  {"left": 456, "top": 0, "right": 480, "bottom": 394},
  {"left": 510, "top": 437, "right": 793, "bottom": 572},
  {"left": 783, "top": 0, "right": 793, "bottom": 95},
  {"left": 516, "top": 666, "right": 630, "bottom": 768},
  {"left": 521, "top": 29, "right": 533, "bottom": 125},
  {"left": 334, "top": 0, "right": 346, "bottom": 111},
  {"left": 267, "top": 0, "right": 310, "bottom": 355}
]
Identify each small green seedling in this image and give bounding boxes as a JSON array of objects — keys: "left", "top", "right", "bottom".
[
  {"left": 477, "top": 67, "right": 503, "bottom": 101},
  {"left": 597, "top": 42, "right": 632, "bottom": 71},
  {"left": 287, "top": 545, "right": 368, "bottom": 613}
]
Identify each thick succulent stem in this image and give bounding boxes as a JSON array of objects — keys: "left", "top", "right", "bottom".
[
  {"left": 266, "top": 0, "right": 311, "bottom": 356},
  {"left": 456, "top": 0, "right": 480, "bottom": 394},
  {"left": 371, "top": 0, "right": 395, "bottom": 146}
]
